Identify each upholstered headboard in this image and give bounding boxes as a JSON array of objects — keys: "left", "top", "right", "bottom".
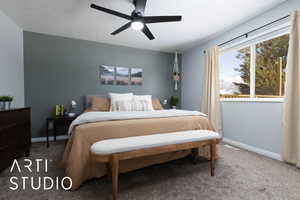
[{"left": 84, "top": 95, "right": 164, "bottom": 110}]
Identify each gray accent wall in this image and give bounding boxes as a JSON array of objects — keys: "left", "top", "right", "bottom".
[
  {"left": 0, "top": 10, "right": 24, "bottom": 107},
  {"left": 182, "top": 0, "right": 300, "bottom": 155},
  {"left": 24, "top": 31, "right": 181, "bottom": 138}
]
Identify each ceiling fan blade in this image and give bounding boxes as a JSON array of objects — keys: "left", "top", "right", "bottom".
[
  {"left": 90, "top": 4, "right": 132, "bottom": 20},
  {"left": 143, "top": 16, "right": 182, "bottom": 23},
  {"left": 111, "top": 22, "right": 132, "bottom": 35},
  {"left": 142, "top": 25, "right": 155, "bottom": 40},
  {"left": 134, "top": 0, "right": 147, "bottom": 14}
]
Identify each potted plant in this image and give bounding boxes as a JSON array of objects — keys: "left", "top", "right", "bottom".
[
  {"left": 170, "top": 96, "right": 179, "bottom": 109},
  {"left": 0, "top": 96, "right": 13, "bottom": 110}
]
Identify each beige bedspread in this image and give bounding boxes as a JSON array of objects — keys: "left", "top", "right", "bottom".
[{"left": 62, "top": 115, "right": 215, "bottom": 190}]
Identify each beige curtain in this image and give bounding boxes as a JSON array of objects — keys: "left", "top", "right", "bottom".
[
  {"left": 201, "top": 47, "right": 222, "bottom": 134},
  {"left": 283, "top": 9, "right": 300, "bottom": 168}
]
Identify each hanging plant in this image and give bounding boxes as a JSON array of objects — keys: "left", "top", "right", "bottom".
[
  {"left": 173, "top": 72, "right": 180, "bottom": 81},
  {"left": 173, "top": 52, "right": 180, "bottom": 90}
]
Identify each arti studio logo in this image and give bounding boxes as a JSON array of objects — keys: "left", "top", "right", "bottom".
[{"left": 9, "top": 159, "right": 72, "bottom": 191}]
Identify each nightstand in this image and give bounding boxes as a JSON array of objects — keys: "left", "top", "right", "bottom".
[{"left": 46, "top": 116, "right": 76, "bottom": 148}]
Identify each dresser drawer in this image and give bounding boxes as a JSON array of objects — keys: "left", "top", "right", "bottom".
[
  {"left": 2, "top": 123, "right": 30, "bottom": 146},
  {"left": 18, "top": 124, "right": 31, "bottom": 148},
  {"left": 0, "top": 108, "right": 31, "bottom": 172},
  {"left": 0, "top": 108, "right": 30, "bottom": 126},
  {"left": 0, "top": 148, "right": 10, "bottom": 171},
  {"left": 0, "top": 129, "right": 8, "bottom": 150}
]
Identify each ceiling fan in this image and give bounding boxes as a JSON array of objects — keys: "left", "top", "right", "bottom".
[{"left": 90, "top": 0, "right": 182, "bottom": 40}]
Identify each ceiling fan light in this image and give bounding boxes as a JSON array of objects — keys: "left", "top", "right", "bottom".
[{"left": 131, "top": 21, "right": 144, "bottom": 30}]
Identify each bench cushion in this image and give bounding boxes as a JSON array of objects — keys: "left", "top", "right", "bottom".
[{"left": 91, "top": 130, "right": 220, "bottom": 155}]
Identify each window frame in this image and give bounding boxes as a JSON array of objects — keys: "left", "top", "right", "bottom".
[{"left": 219, "top": 26, "right": 290, "bottom": 102}]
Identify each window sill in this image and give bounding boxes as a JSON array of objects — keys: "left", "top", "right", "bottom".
[{"left": 221, "top": 98, "right": 284, "bottom": 103}]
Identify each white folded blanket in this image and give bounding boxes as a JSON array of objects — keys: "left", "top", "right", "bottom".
[{"left": 68, "top": 109, "right": 207, "bottom": 134}]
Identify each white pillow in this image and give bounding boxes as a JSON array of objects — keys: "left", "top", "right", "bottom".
[
  {"left": 113, "top": 100, "right": 133, "bottom": 112},
  {"left": 109, "top": 93, "right": 133, "bottom": 111},
  {"left": 132, "top": 95, "right": 154, "bottom": 111}
]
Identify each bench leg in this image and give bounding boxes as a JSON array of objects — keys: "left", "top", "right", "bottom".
[
  {"left": 210, "top": 140, "right": 216, "bottom": 176},
  {"left": 110, "top": 155, "right": 119, "bottom": 200}
]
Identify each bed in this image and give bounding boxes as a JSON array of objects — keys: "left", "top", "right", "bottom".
[{"left": 62, "top": 95, "right": 216, "bottom": 190}]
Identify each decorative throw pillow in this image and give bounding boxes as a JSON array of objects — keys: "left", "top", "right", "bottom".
[
  {"left": 152, "top": 97, "right": 163, "bottom": 110},
  {"left": 113, "top": 100, "right": 133, "bottom": 111},
  {"left": 90, "top": 96, "right": 110, "bottom": 111},
  {"left": 109, "top": 93, "right": 133, "bottom": 111},
  {"left": 132, "top": 95, "right": 154, "bottom": 111}
]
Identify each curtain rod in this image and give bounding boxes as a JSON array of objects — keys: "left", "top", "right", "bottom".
[{"left": 203, "top": 14, "right": 290, "bottom": 53}]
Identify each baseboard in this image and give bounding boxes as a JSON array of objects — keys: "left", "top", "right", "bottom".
[
  {"left": 223, "top": 138, "right": 282, "bottom": 161},
  {"left": 31, "top": 136, "right": 282, "bottom": 161},
  {"left": 31, "top": 135, "right": 69, "bottom": 143}
]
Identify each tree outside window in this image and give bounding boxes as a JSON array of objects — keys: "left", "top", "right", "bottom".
[{"left": 219, "top": 34, "right": 289, "bottom": 98}]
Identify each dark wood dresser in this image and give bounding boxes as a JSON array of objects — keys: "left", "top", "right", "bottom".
[{"left": 0, "top": 108, "right": 31, "bottom": 171}]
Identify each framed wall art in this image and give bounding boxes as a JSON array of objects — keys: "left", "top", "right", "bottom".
[
  {"left": 116, "top": 67, "right": 129, "bottom": 85},
  {"left": 131, "top": 68, "right": 143, "bottom": 86},
  {"left": 99, "top": 65, "right": 115, "bottom": 85}
]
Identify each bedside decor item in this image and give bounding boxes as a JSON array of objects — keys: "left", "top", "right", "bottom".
[
  {"left": 162, "top": 99, "right": 168, "bottom": 109},
  {"left": 163, "top": 99, "right": 168, "bottom": 105},
  {"left": 55, "top": 104, "right": 65, "bottom": 116},
  {"left": 100, "top": 65, "right": 115, "bottom": 85},
  {"left": 130, "top": 68, "right": 143, "bottom": 86},
  {"left": 170, "top": 96, "right": 179, "bottom": 109},
  {"left": 172, "top": 52, "right": 180, "bottom": 91},
  {"left": 0, "top": 95, "right": 13, "bottom": 110},
  {"left": 68, "top": 113, "right": 76, "bottom": 117},
  {"left": 116, "top": 67, "right": 129, "bottom": 85},
  {"left": 68, "top": 100, "right": 77, "bottom": 117}
]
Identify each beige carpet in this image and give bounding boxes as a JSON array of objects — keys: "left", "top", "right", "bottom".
[{"left": 0, "top": 141, "right": 300, "bottom": 200}]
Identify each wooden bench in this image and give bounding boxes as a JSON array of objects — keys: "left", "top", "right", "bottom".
[{"left": 90, "top": 130, "right": 221, "bottom": 200}]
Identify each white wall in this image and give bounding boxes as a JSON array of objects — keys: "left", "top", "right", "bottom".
[
  {"left": 0, "top": 10, "right": 24, "bottom": 107},
  {"left": 182, "top": 0, "right": 300, "bottom": 155},
  {"left": 222, "top": 101, "right": 283, "bottom": 155}
]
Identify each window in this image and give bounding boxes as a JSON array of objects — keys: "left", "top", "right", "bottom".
[
  {"left": 219, "top": 34, "right": 289, "bottom": 99},
  {"left": 220, "top": 46, "right": 250, "bottom": 98}
]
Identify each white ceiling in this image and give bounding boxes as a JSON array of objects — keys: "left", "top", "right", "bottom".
[{"left": 0, "top": 0, "right": 286, "bottom": 52}]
